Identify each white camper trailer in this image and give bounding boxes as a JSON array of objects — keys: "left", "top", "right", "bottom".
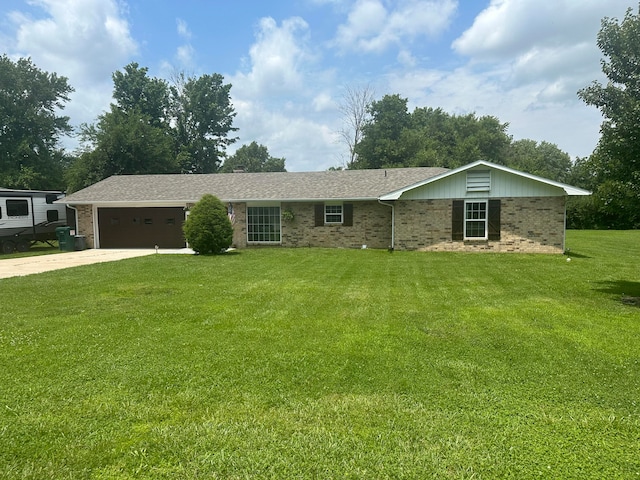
[{"left": 0, "top": 189, "right": 68, "bottom": 254}]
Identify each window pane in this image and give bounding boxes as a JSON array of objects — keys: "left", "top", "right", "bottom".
[
  {"left": 466, "top": 221, "right": 486, "bottom": 237},
  {"left": 247, "top": 206, "right": 281, "bottom": 243},
  {"left": 465, "top": 201, "right": 487, "bottom": 238},
  {"left": 325, "top": 204, "right": 343, "bottom": 223}
]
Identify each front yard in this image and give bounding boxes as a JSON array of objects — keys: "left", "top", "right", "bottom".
[{"left": 0, "top": 231, "right": 638, "bottom": 478}]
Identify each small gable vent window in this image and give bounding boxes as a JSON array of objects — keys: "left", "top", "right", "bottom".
[{"left": 467, "top": 170, "right": 491, "bottom": 192}]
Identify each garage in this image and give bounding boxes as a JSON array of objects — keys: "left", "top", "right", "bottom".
[{"left": 98, "top": 207, "right": 186, "bottom": 248}]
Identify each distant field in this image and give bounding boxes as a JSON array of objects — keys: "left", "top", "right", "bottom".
[{"left": 0, "top": 230, "right": 638, "bottom": 479}]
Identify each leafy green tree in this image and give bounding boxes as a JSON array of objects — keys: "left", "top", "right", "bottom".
[
  {"left": 352, "top": 98, "right": 511, "bottom": 170},
  {"left": 66, "top": 63, "right": 177, "bottom": 191},
  {"left": 578, "top": 6, "right": 640, "bottom": 228},
  {"left": 66, "top": 109, "right": 177, "bottom": 192},
  {"left": 353, "top": 94, "right": 411, "bottom": 169},
  {"left": 183, "top": 194, "right": 233, "bottom": 254},
  {"left": 507, "top": 139, "right": 572, "bottom": 182},
  {"left": 220, "top": 141, "right": 286, "bottom": 172},
  {"left": 0, "top": 55, "right": 73, "bottom": 189},
  {"left": 66, "top": 65, "right": 238, "bottom": 190},
  {"left": 112, "top": 63, "right": 170, "bottom": 128},
  {"left": 171, "top": 72, "right": 238, "bottom": 173}
]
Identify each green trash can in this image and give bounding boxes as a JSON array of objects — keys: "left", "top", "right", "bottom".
[{"left": 55, "top": 226, "right": 75, "bottom": 252}]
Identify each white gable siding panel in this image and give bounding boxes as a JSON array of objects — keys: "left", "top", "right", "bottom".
[{"left": 398, "top": 168, "right": 566, "bottom": 200}]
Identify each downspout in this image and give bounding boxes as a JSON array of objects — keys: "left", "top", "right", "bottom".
[
  {"left": 67, "top": 204, "right": 79, "bottom": 234},
  {"left": 562, "top": 196, "right": 567, "bottom": 253},
  {"left": 378, "top": 199, "right": 395, "bottom": 250}
]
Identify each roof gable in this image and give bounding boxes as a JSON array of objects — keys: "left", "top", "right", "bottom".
[{"left": 379, "top": 160, "right": 591, "bottom": 200}]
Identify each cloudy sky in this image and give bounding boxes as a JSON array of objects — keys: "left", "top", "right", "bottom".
[{"left": 0, "top": 0, "right": 633, "bottom": 171}]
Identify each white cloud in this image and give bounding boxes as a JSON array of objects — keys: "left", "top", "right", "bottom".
[
  {"left": 228, "top": 16, "right": 344, "bottom": 170},
  {"left": 4, "top": 0, "right": 138, "bottom": 149},
  {"left": 233, "top": 17, "right": 313, "bottom": 98},
  {"left": 176, "top": 18, "right": 191, "bottom": 40},
  {"left": 9, "top": 0, "right": 137, "bottom": 83},
  {"left": 451, "top": 0, "right": 631, "bottom": 99},
  {"left": 333, "top": 0, "right": 457, "bottom": 53}
]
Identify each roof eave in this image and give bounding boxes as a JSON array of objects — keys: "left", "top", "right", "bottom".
[{"left": 60, "top": 196, "right": 381, "bottom": 206}]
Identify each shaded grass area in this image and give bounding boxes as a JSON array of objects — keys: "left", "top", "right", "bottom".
[
  {"left": 0, "top": 241, "right": 60, "bottom": 259},
  {"left": 0, "top": 231, "right": 639, "bottom": 478}
]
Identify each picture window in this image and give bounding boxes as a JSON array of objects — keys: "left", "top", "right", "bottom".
[{"left": 247, "top": 206, "right": 281, "bottom": 243}]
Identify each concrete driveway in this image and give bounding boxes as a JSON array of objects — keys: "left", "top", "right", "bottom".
[{"left": 0, "top": 248, "right": 194, "bottom": 279}]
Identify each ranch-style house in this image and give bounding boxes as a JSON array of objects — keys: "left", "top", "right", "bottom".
[{"left": 59, "top": 160, "right": 590, "bottom": 254}]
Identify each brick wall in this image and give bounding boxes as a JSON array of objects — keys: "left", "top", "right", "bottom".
[
  {"left": 231, "top": 201, "right": 393, "bottom": 249},
  {"left": 75, "top": 204, "right": 95, "bottom": 248},
  {"left": 395, "top": 197, "right": 566, "bottom": 253},
  {"left": 285, "top": 201, "right": 392, "bottom": 249},
  {"left": 78, "top": 196, "right": 566, "bottom": 253}
]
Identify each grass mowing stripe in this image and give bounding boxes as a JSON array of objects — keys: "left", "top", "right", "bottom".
[{"left": 0, "top": 231, "right": 638, "bottom": 478}]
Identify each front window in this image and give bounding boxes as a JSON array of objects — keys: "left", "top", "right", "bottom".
[
  {"left": 465, "top": 201, "right": 487, "bottom": 239},
  {"left": 325, "top": 204, "right": 343, "bottom": 224},
  {"left": 247, "top": 206, "right": 281, "bottom": 243}
]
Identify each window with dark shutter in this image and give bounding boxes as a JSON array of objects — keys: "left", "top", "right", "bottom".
[
  {"left": 343, "top": 203, "right": 353, "bottom": 226},
  {"left": 452, "top": 200, "right": 464, "bottom": 240},
  {"left": 488, "top": 199, "right": 501, "bottom": 240}
]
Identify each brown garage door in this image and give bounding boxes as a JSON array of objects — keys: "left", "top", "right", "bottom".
[{"left": 98, "top": 207, "right": 186, "bottom": 248}]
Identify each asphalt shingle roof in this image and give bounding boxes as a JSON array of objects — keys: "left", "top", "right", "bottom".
[{"left": 61, "top": 167, "right": 449, "bottom": 204}]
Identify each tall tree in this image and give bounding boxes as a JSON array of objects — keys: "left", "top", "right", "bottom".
[
  {"left": 66, "top": 65, "right": 238, "bottom": 190},
  {"left": 352, "top": 94, "right": 411, "bottom": 169},
  {"left": 578, "top": 6, "right": 640, "bottom": 228},
  {"left": 112, "top": 63, "right": 170, "bottom": 128},
  {"left": 220, "top": 141, "right": 286, "bottom": 172},
  {"left": 337, "top": 84, "right": 375, "bottom": 168},
  {"left": 171, "top": 72, "right": 238, "bottom": 173},
  {"left": 0, "top": 55, "right": 73, "bottom": 189},
  {"left": 66, "top": 63, "right": 176, "bottom": 191}
]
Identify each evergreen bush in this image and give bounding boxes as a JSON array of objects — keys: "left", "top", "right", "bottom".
[{"left": 183, "top": 194, "right": 233, "bottom": 254}]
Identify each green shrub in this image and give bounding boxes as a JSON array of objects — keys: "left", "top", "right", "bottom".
[{"left": 183, "top": 194, "right": 233, "bottom": 254}]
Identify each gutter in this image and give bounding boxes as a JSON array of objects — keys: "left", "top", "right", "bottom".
[{"left": 378, "top": 199, "right": 395, "bottom": 250}]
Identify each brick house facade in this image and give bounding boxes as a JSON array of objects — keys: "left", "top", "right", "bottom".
[{"left": 60, "top": 161, "right": 589, "bottom": 254}]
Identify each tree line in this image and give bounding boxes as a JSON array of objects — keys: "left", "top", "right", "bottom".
[
  {"left": 0, "top": 59, "right": 286, "bottom": 193},
  {"left": 1, "top": 6, "right": 639, "bottom": 228}
]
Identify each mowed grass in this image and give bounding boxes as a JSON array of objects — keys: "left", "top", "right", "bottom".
[{"left": 0, "top": 231, "right": 638, "bottom": 479}]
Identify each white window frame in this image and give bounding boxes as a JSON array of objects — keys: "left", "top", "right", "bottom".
[
  {"left": 464, "top": 200, "right": 488, "bottom": 240},
  {"left": 247, "top": 204, "right": 281, "bottom": 243},
  {"left": 324, "top": 203, "right": 343, "bottom": 224}
]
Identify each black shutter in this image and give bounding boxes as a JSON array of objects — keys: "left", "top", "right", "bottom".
[
  {"left": 314, "top": 204, "right": 324, "bottom": 227},
  {"left": 452, "top": 200, "right": 464, "bottom": 241},
  {"left": 343, "top": 204, "right": 353, "bottom": 226},
  {"left": 488, "top": 199, "right": 501, "bottom": 240}
]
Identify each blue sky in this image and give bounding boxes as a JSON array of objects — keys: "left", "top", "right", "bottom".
[{"left": 0, "top": 0, "right": 634, "bottom": 171}]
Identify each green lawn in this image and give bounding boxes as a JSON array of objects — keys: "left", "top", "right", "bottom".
[{"left": 0, "top": 231, "right": 638, "bottom": 479}]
